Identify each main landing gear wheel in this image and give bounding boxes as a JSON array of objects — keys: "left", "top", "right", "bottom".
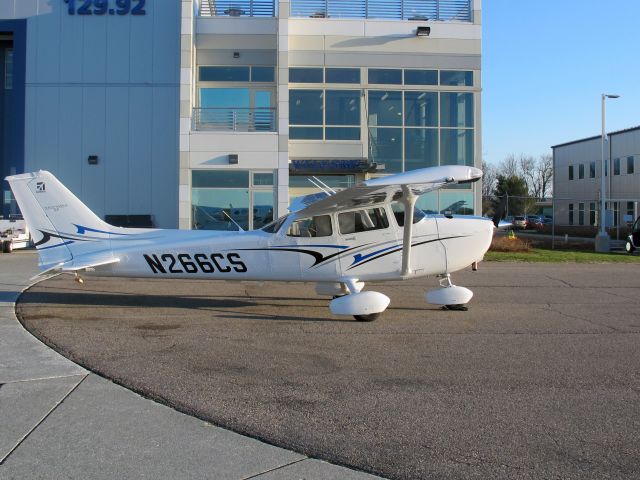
[
  {"left": 353, "top": 313, "right": 380, "bottom": 322},
  {"left": 626, "top": 241, "right": 635, "bottom": 254},
  {"left": 442, "top": 304, "right": 468, "bottom": 311}
]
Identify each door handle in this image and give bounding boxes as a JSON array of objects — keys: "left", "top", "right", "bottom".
[{"left": 343, "top": 236, "right": 356, "bottom": 241}]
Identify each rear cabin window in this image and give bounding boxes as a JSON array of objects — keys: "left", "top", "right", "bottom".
[
  {"left": 338, "top": 208, "right": 389, "bottom": 234},
  {"left": 286, "top": 215, "right": 333, "bottom": 237}
]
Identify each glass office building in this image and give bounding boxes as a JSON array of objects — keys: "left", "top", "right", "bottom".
[
  {"left": 0, "top": 0, "right": 481, "bottom": 228},
  {"left": 181, "top": 0, "right": 482, "bottom": 230}
]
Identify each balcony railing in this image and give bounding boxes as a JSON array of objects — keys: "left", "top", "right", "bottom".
[
  {"left": 193, "top": 108, "right": 276, "bottom": 132},
  {"left": 290, "top": 0, "right": 472, "bottom": 21},
  {"left": 199, "top": 0, "right": 276, "bottom": 17}
]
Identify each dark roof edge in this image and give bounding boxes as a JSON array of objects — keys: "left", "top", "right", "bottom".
[
  {"left": 552, "top": 125, "right": 640, "bottom": 149},
  {"left": 551, "top": 135, "right": 600, "bottom": 149}
]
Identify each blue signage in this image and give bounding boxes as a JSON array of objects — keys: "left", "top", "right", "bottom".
[{"left": 64, "top": 0, "right": 146, "bottom": 16}]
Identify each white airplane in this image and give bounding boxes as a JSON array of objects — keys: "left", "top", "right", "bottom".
[{"left": 5, "top": 165, "right": 493, "bottom": 321}]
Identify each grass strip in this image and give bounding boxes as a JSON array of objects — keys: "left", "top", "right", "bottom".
[{"left": 485, "top": 249, "right": 640, "bottom": 263}]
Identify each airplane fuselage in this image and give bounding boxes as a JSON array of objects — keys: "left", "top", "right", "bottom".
[{"left": 93, "top": 214, "right": 493, "bottom": 283}]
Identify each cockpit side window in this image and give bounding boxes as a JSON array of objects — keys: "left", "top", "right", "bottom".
[
  {"left": 391, "top": 202, "right": 426, "bottom": 226},
  {"left": 286, "top": 215, "right": 333, "bottom": 237},
  {"left": 338, "top": 207, "right": 389, "bottom": 234}
]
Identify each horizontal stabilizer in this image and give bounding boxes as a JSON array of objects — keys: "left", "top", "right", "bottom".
[{"left": 33, "top": 256, "right": 120, "bottom": 280}]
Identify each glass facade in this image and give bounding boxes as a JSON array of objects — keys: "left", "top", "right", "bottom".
[
  {"left": 191, "top": 171, "right": 274, "bottom": 231},
  {"left": 290, "top": 89, "right": 361, "bottom": 140}
]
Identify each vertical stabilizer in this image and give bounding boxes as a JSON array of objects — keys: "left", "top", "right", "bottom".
[{"left": 4, "top": 171, "right": 121, "bottom": 268}]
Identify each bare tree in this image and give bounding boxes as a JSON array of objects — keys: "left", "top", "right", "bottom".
[
  {"left": 536, "top": 154, "right": 553, "bottom": 199},
  {"left": 518, "top": 154, "right": 538, "bottom": 198},
  {"left": 481, "top": 160, "right": 498, "bottom": 198},
  {"left": 498, "top": 154, "right": 520, "bottom": 178}
]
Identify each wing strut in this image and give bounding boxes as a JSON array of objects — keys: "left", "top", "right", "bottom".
[{"left": 401, "top": 185, "right": 418, "bottom": 278}]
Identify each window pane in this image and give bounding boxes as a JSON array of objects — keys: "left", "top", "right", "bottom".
[
  {"left": 253, "top": 172, "right": 274, "bottom": 186},
  {"left": 200, "top": 88, "right": 250, "bottom": 108},
  {"left": 440, "top": 92, "right": 473, "bottom": 127},
  {"left": 5, "top": 49, "right": 13, "bottom": 90},
  {"left": 440, "top": 129, "right": 474, "bottom": 166},
  {"left": 391, "top": 202, "right": 426, "bottom": 226},
  {"left": 590, "top": 161, "right": 596, "bottom": 178},
  {"left": 405, "top": 129, "right": 438, "bottom": 171},
  {"left": 325, "top": 90, "right": 360, "bottom": 126},
  {"left": 290, "top": 127, "right": 323, "bottom": 139},
  {"left": 326, "top": 127, "right": 360, "bottom": 140},
  {"left": 192, "top": 170, "right": 250, "bottom": 188},
  {"left": 253, "top": 191, "right": 275, "bottom": 229},
  {"left": 404, "top": 69, "right": 437, "bottom": 86},
  {"left": 439, "top": 190, "right": 474, "bottom": 215},
  {"left": 289, "top": 90, "right": 323, "bottom": 125},
  {"left": 369, "top": 128, "right": 402, "bottom": 173},
  {"left": 416, "top": 192, "right": 438, "bottom": 214},
  {"left": 614, "top": 158, "right": 620, "bottom": 175},
  {"left": 368, "top": 69, "right": 402, "bottom": 85},
  {"left": 192, "top": 188, "right": 249, "bottom": 231},
  {"left": 568, "top": 165, "right": 574, "bottom": 180},
  {"left": 326, "top": 68, "right": 360, "bottom": 84},
  {"left": 404, "top": 91, "right": 438, "bottom": 127},
  {"left": 568, "top": 204, "right": 574, "bottom": 225},
  {"left": 440, "top": 70, "right": 473, "bottom": 86},
  {"left": 368, "top": 91, "right": 402, "bottom": 126},
  {"left": 289, "top": 67, "right": 323, "bottom": 83},
  {"left": 627, "top": 156, "right": 635, "bottom": 174},
  {"left": 338, "top": 208, "right": 389, "bottom": 234},
  {"left": 289, "top": 175, "right": 355, "bottom": 189},
  {"left": 251, "top": 66, "right": 275, "bottom": 82},
  {"left": 200, "top": 66, "right": 250, "bottom": 82},
  {"left": 578, "top": 164, "right": 584, "bottom": 179},
  {"left": 287, "top": 215, "right": 333, "bottom": 237}
]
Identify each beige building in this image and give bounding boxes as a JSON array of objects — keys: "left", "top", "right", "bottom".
[
  {"left": 552, "top": 126, "right": 640, "bottom": 230},
  {"left": 179, "top": 0, "right": 482, "bottom": 231}
]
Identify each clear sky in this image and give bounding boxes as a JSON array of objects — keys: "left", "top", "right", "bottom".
[{"left": 482, "top": 0, "right": 640, "bottom": 164}]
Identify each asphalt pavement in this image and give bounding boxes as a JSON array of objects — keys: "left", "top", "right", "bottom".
[
  {"left": 13, "top": 258, "right": 640, "bottom": 480},
  {"left": 0, "top": 250, "right": 382, "bottom": 480}
]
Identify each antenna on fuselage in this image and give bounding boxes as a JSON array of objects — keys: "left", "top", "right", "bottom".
[{"left": 222, "top": 210, "right": 245, "bottom": 232}]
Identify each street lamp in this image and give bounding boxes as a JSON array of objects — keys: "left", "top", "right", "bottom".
[{"left": 595, "top": 93, "right": 620, "bottom": 252}]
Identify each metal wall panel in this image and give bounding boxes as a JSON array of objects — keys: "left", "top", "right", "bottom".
[{"left": 20, "top": 2, "right": 181, "bottom": 227}]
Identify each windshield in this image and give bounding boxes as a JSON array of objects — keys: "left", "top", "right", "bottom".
[
  {"left": 261, "top": 214, "right": 289, "bottom": 233},
  {"left": 390, "top": 202, "right": 426, "bottom": 226}
]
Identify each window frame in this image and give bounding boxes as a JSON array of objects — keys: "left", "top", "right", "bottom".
[
  {"left": 337, "top": 207, "right": 390, "bottom": 235},
  {"left": 289, "top": 88, "right": 362, "bottom": 141}
]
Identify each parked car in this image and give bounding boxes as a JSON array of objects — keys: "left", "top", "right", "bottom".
[
  {"left": 534, "top": 217, "right": 553, "bottom": 231},
  {"left": 512, "top": 216, "right": 527, "bottom": 229},
  {"left": 626, "top": 216, "right": 640, "bottom": 253},
  {"left": 525, "top": 215, "right": 542, "bottom": 230}
]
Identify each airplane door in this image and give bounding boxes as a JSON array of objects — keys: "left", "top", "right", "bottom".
[
  {"left": 337, "top": 206, "right": 398, "bottom": 277},
  {"left": 267, "top": 213, "right": 340, "bottom": 281}
]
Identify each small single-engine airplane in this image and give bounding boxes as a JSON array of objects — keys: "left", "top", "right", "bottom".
[{"left": 6, "top": 165, "right": 494, "bottom": 321}]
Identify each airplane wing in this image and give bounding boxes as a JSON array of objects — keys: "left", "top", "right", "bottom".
[
  {"left": 293, "top": 165, "right": 483, "bottom": 278},
  {"left": 294, "top": 165, "right": 482, "bottom": 217}
]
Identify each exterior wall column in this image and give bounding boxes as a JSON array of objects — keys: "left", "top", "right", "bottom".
[
  {"left": 276, "top": 1, "right": 290, "bottom": 218},
  {"left": 178, "top": 0, "right": 196, "bottom": 229}
]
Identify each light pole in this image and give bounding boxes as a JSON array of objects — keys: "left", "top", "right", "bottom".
[{"left": 595, "top": 93, "right": 620, "bottom": 252}]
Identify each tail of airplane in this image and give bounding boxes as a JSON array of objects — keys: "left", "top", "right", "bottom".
[{"left": 5, "top": 171, "right": 135, "bottom": 272}]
